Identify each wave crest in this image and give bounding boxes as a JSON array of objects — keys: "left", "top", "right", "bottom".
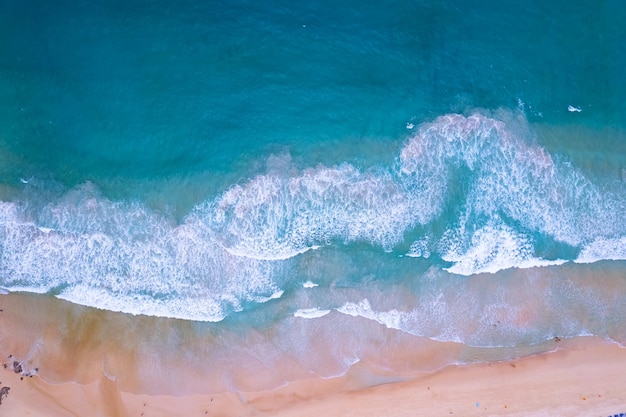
[
  {"left": 206, "top": 164, "right": 414, "bottom": 258},
  {"left": 0, "top": 184, "right": 281, "bottom": 321}
]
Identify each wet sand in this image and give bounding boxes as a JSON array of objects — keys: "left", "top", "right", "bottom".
[{"left": 1, "top": 292, "right": 625, "bottom": 416}]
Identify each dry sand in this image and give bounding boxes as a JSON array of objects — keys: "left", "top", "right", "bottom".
[{"left": 1, "top": 292, "right": 625, "bottom": 417}]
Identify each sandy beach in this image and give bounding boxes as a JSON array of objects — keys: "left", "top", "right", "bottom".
[{"left": 1, "top": 293, "right": 625, "bottom": 417}]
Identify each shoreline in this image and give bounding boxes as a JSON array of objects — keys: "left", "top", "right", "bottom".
[
  {"left": 1, "top": 293, "right": 626, "bottom": 416},
  {"left": 2, "top": 336, "right": 625, "bottom": 416}
]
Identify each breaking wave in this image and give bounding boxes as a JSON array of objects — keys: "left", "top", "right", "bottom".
[
  {"left": 209, "top": 111, "right": 626, "bottom": 274},
  {"left": 0, "top": 183, "right": 281, "bottom": 321}
]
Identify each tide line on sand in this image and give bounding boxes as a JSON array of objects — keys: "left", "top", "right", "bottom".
[{"left": 1, "top": 315, "right": 625, "bottom": 416}]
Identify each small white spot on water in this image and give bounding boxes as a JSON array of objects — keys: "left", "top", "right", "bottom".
[{"left": 293, "top": 308, "right": 330, "bottom": 319}]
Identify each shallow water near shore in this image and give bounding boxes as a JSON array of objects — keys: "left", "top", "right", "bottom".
[
  {"left": 1, "top": 260, "right": 625, "bottom": 396},
  {"left": 0, "top": 291, "right": 586, "bottom": 396},
  {"left": 1, "top": 0, "right": 625, "bottom": 398}
]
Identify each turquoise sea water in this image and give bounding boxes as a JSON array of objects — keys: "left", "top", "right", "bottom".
[{"left": 1, "top": 0, "right": 626, "bottom": 375}]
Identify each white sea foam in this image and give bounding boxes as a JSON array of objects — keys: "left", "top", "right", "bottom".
[
  {"left": 333, "top": 296, "right": 464, "bottom": 344},
  {"left": 0, "top": 185, "right": 282, "bottom": 321},
  {"left": 207, "top": 164, "right": 416, "bottom": 260},
  {"left": 253, "top": 290, "right": 284, "bottom": 303},
  {"left": 441, "top": 220, "right": 566, "bottom": 275},
  {"left": 399, "top": 112, "right": 625, "bottom": 272},
  {"left": 0, "top": 285, "right": 49, "bottom": 294},
  {"left": 336, "top": 299, "right": 402, "bottom": 331},
  {"left": 293, "top": 307, "right": 331, "bottom": 319},
  {"left": 1, "top": 111, "right": 625, "bottom": 321},
  {"left": 198, "top": 112, "right": 624, "bottom": 276},
  {"left": 56, "top": 286, "right": 228, "bottom": 321},
  {"left": 406, "top": 237, "right": 431, "bottom": 259},
  {"left": 575, "top": 236, "right": 626, "bottom": 264}
]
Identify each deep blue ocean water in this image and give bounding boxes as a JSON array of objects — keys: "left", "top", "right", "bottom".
[{"left": 1, "top": 0, "right": 626, "bottom": 364}]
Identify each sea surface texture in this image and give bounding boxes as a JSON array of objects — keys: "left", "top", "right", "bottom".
[{"left": 1, "top": 0, "right": 625, "bottom": 386}]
